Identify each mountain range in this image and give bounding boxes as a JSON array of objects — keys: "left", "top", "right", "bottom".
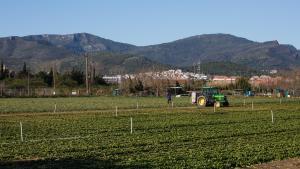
[{"left": 0, "top": 33, "right": 299, "bottom": 75}]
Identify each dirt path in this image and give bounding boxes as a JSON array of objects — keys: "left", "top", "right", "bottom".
[{"left": 246, "top": 158, "right": 300, "bottom": 169}]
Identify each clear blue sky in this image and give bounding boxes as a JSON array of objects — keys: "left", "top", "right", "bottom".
[{"left": 1, "top": 0, "right": 299, "bottom": 48}]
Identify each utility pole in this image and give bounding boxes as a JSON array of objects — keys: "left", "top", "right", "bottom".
[
  {"left": 53, "top": 62, "right": 56, "bottom": 95},
  {"left": 27, "top": 68, "right": 30, "bottom": 96},
  {"left": 91, "top": 61, "right": 95, "bottom": 85},
  {"left": 90, "top": 60, "right": 94, "bottom": 92},
  {"left": 85, "top": 54, "right": 89, "bottom": 95},
  {"left": 197, "top": 60, "right": 201, "bottom": 75}
]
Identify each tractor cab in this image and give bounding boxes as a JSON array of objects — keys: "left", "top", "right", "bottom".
[
  {"left": 191, "top": 87, "right": 229, "bottom": 108},
  {"left": 201, "top": 87, "right": 219, "bottom": 95}
]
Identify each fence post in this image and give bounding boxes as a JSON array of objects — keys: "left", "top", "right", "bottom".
[
  {"left": 280, "top": 98, "right": 282, "bottom": 104},
  {"left": 20, "top": 122, "right": 23, "bottom": 142},
  {"left": 271, "top": 110, "right": 274, "bottom": 123},
  {"left": 251, "top": 101, "right": 254, "bottom": 111},
  {"left": 214, "top": 104, "right": 216, "bottom": 113},
  {"left": 130, "top": 117, "right": 133, "bottom": 134},
  {"left": 54, "top": 104, "right": 57, "bottom": 113},
  {"left": 115, "top": 106, "right": 118, "bottom": 117}
]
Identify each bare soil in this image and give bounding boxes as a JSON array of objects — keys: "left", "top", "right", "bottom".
[{"left": 245, "top": 158, "right": 300, "bottom": 169}]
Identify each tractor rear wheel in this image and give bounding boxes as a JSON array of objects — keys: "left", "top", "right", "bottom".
[
  {"left": 223, "top": 101, "right": 229, "bottom": 107},
  {"left": 197, "top": 96, "right": 207, "bottom": 108}
]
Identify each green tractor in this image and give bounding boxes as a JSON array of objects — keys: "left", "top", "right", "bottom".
[{"left": 191, "top": 87, "right": 229, "bottom": 108}]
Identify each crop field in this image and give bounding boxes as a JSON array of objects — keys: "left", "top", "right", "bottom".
[{"left": 0, "top": 96, "right": 299, "bottom": 168}]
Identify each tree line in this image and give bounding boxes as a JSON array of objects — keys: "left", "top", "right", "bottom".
[
  {"left": 0, "top": 61, "right": 108, "bottom": 89},
  {"left": 1, "top": 60, "right": 299, "bottom": 96}
]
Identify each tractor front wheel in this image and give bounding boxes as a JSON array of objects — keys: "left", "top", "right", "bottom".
[
  {"left": 197, "top": 96, "right": 207, "bottom": 108},
  {"left": 223, "top": 101, "right": 229, "bottom": 107},
  {"left": 214, "top": 101, "right": 221, "bottom": 108}
]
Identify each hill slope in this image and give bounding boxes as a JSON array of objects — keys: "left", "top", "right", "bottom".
[
  {"left": 0, "top": 33, "right": 300, "bottom": 74},
  {"left": 0, "top": 33, "right": 163, "bottom": 73},
  {"left": 183, "top": 61, "right": 260, "bottom": 76},
  {"left": 23, "top": 33, "right": 136, "bottom": 53},
  {"left": 57, "top": 52, "right": 170, "bottom": 74},
  {"left": 130, "top": 34, "right": 300, "bottom": 70}
]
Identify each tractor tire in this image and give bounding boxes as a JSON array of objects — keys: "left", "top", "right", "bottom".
[
  {"left": 197, "top": 96, "right": 207, "bottom": 108},
  {"left": 223, "top": 101, "right": 229, "bottom": 107}
]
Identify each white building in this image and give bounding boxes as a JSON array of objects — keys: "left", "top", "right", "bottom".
[{"left": 103, "top": 75, "right": 122, "bottom": 84}]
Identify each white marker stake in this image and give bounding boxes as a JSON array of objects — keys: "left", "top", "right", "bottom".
[
  {"left": 280, "top": 98, "right": 282, "bottom": 104},
  {"left": 130, "top": 117, "right": 133, "bottom": 134},
  {"left": 54, "top": 104, "right": 57, "bottom": 113},
  {"left": 243, "top": 99, "right": 246, "bottom": 106},
  {"left": 136, "top": 102, "right": 139, "bottom": 109},
  {"left": 20, "top": 122, "right": 23, "bottom": 142},
  {"left": 115, "top": 106, "right": 118, "bottom": 117},
  {"left": 251, "top": 101, "right": 254, "bottom": 111},
  {"left": 172, "top": 102, "right": 174, "bottom": 108},
  {"left": 271, "top": 110, "right": 274, "bottom": 123}
]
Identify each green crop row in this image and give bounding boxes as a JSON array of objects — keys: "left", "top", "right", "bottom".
[
  {"left": 1, "top": 97, "right": 300, "bottom": 169},
  {"left": 0, "top": 96, "right": 299, "bottom": 114}
]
